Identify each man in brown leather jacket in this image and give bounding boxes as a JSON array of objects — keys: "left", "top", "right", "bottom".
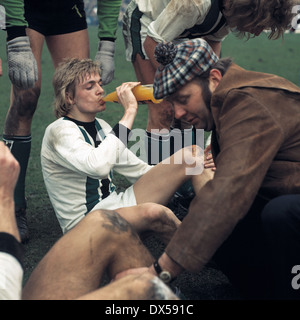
[
  {"left": 116, "top": 38, "right": 300, "bottom": 299},
  {"left": 153, "top": 38, "right": 300, "bottom": 299}
]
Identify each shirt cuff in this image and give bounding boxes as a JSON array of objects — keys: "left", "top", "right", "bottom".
[
  {"left": 99, "top": 37, "right": 115, "bottom": 42},
  {"left": 6, "top": 26, "right": 26, "bottom": 41},
  {"left": 0, "top": 233, "right": 24, "bottom": 268}
]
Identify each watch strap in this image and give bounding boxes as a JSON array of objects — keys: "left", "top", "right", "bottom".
[
  {"left": 153, "top": 260, "right": 163, "bottom": 275},
  {"left": 153, "top": 260, "right": 173, "bottom": 283}
]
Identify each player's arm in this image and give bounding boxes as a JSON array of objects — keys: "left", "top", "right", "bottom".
[
  {"left": 46, "top": 121, "right": 127, "bottom": 180},
  {"left": 1, "top": 0, "right": 27, "bottom": 34},
  {"left": 0, "top": 142, "right": 23, "bottom": 300},
  {"left": 94, "top": 0, "right": 122, "bottom": 85},
  {"left": 2, "top": 0, "right": 38, "bottom": 89},
  {"left": 96, "top": 0, "right": 122, "bottom": 40}
]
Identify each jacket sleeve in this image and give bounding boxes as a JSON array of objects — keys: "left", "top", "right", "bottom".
[
  {"left": 165, "top": 89, "right": 284, "bottom": 273},
  {"left": 97, "top": 0, "right": 122, "bottom": 40}
]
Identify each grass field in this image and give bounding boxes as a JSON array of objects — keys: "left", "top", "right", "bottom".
[{"left": 1, "top": 26, "right": 300, "bottom": 288}]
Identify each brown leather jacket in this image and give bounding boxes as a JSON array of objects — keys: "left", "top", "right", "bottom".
[{"left": 166, "top": 64, "right": 300, "bottom": 273}]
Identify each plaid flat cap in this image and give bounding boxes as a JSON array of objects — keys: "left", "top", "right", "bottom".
[{"left": 153, "top": 38, "right": 219, "bottom": 99}]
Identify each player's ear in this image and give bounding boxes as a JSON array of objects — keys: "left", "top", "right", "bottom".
[
  {"left": 65, "top": 91, "right": 74, "bottom": 105},
  {"left": 208, "top": 69, "right": 222, "bottom": 92}
]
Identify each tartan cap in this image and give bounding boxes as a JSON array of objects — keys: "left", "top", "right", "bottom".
[{"left": 153, "top": 38, "right": 219, "bottom": 99}]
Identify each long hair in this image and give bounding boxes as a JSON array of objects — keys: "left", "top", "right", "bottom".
[
  {"left": 223, "top": 0, "right": 295, "bottom": 39},
  {"left": 52, "top": 58, "right": 101, "bottom": 119}
]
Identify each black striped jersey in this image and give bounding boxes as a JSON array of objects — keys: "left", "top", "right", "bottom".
[{"left": 41, "top": 117, "right": 152, "bottom": 233}]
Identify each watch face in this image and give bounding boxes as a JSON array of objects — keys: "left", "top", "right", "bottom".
[{"left": 160, "top": 271, "right": 172, "bottom": 283}]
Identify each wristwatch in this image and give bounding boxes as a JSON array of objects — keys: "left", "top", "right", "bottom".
[{"left": 153, "top": 260, "right": 173, "bottom": 283}]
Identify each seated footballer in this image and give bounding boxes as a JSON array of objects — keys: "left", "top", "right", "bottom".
[{"left": 41, "top": 58, "right": 213, "bottom": 238}]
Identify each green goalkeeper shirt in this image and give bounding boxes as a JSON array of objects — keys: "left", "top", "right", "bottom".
[
  {"left": 97, "top": 0, "right": 122, "bottom": 41},
  {"left": 0, "top": 0, "right": 27, "bottom": 28}
]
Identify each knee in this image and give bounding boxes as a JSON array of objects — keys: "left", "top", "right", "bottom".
[
  {"left": 140, "top": 202, "right": 180, "bottom": 226},
  {"left": 139, "top": 203, "right": 165, "bottom": 218},
  {"left": 11, "top": 86, "right": 41, "bottom": 119},
  {"left": 175, "top": 145, "right": 204, "bottom": 175}
]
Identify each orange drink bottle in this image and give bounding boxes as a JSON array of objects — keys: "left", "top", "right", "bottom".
[{"left": 103, "top": 84, "right": 162, "bottom": 104}]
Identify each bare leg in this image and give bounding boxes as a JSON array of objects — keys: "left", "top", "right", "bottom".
[
  {"left": 4, "top": 28, "right": 44, "bottom": 136},
  {"left": 45, "top": 29, "right": 90, "bottom": 67},
  {"left": 133, "top": 146, "right": 213, "bottom": 205},
  {"left": 2, "top": 29, "right": 44, "bottom": 242},
  {"left": 22, "top": 209, "right": 155, "bottom": 300},
  {"left": 116, "top": 203, "right": 180, "bottom": 244}
]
